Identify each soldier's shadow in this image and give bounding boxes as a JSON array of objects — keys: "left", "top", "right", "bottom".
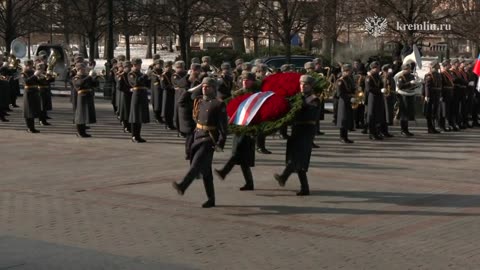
[{"left": 221, "top": 190, "right": 480, "bottom": 217}]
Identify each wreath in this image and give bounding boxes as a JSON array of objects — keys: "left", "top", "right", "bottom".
[{"left": 226, "top": 72, "right": 329, "bottom": 136}]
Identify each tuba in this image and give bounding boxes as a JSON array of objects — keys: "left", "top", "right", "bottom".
[
  {"left": 351, "top": 90, "right": 365, "bottom": 109},
  {"left": 47, "top": 48, "right": 61, "bottom": 76},
  {"left": 8, "top": 38, "right": 27, "bottom": 69},
  {"left": 320, "top": 67, "right": 335, "bottom": 100}
]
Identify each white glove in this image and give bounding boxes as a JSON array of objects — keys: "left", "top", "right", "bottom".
[
  {"left": 381, "top": 88, "right": 386, "bottom": 93},
  {"left": 388, "top": 68, "right": 393, "bottom": 73},
  {"left": 34, "top": 70, "right": 42, "bottom": 77},
  {"left": 469, "top": 81, "right": 475, "bottom": 87},
  {"left": 439, "top": 97, "right": 443, "bottom": 102},
  {"left": 424, "top": 97, "right": 430, "bottom": 102},
  {"left": 409, "top": 80, "right": 416, "bottom": 84},
  {"left": 350, "top": 97, "right": 356, "bottom": 103}
]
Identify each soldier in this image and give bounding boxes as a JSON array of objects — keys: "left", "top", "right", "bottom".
[
  {"left": 396, "top": 64, "right": 419, "bottom": 136},
  {"left": 274, "top": 75, "right": 320, "bottom": 196},
  {"left": 353, "top": 64, "right": 367, "bottom": 131},
  {"left": 237, "top": 62, "right": 252, "bottom": 88},
  {"left": 9, "top": 58, "right": 21, "bottom": 108},
  {"left": 201, "top": 56, "right": 215, "bottom": 74},
  {"left": 115, "top": 55, "right": 127, "bottom": 118},
  {"left": 0, "top": 58, "right": 12, "bottom": 122},
  {"left": 72, "top": 62, "right": 97, "bottom": 138},
  {"left": 255, "top": 63, "right": 268, "bottom": 81},
  {"left": 21, "top": 60, "right": 41, "bottom": 133},
  {"left": 147, "top": 59, "right": 164, "bottom": 124},
  {"left": 366, "top": 61, "right": 392, "bottom": 140},
  {"left": 36, "top": 63, "right": 55, "bottom": 126},
  {"left": 381, "top": 64, "right": 396, "bottom": 126},
  {"left": 439, "top": 60, "right": 455, "bottom": 132},
  {"left": 161, "top": 61, "right": 176, "bottom": 130},
  {"left": 450, "top": 59, "right": 467, "bottom": 129},
  {"left": 172, "top": 61, "right": 188, "bottom": 130},
  {"left": 254, "top": 64, "right": 271, "bottom": 154},
  {"left": 313, "top": 58, "right": 328, "bottom": 76},
  {"left": 109, "top": 58, "right": 118, "bottom": 114},
  {"left": 233, "top": 58, "right": 244, "bottom": 82},
  {"left": 304, "top": 61, "right": 323, "bottom": 148},
  {"left": 336, "top": 64, "right": 355, "bottom": 143},
  {"left": 465, "top": 60, "right": 480, "bottom": 127},
  {"left": 118, "top": 61, "right": 132, "bottom": 133},
  {"left": 459, "top": 59, "right": 473, "bottom": 128},
  {"left": 172, "top": 77, "right": 228, "bottom": 208},
  {"left": 216, "top": 62, "right": 234, "bottom": 101},
  {"left": 214, "top": 72, "right": 258, "bottom": 191},
  {"left": 423, "top": 60, "right": 442, "bottom": 134},
  {"left": 178, "top": 63, "right": 202, "bottom": 159},
  {"left": 128, "top": 58, "right": 150, "bottom": 143},
  {"left": 191, "top": 57, "right": 200, "bottom": 64}
]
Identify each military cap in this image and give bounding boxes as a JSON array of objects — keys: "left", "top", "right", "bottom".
[
  {"left": 458, "top": 57, "right": 465, "bottom": 64},
  {"left": 153, "top": 54, "right": 161, "bottom": 60},
  {"left": 241, "top": 71, "right": 256, "bottom": 81},
  {"left": 369, "top": 61, "right": 380, "bottom": 69},
  {"left": 201, "top": 56, "right": 211, "bottom": 62},
  {"left": 116, "top": 55, "right": 126, "bottom": 62},
  {"left": 123, "top": 61, "right": 132, "bottom": 68},
  {"left": 242, "top": 62, "right": 252, "bottom": 70},
  {"left": 280, "top": 64, "right": 291, "bottom": 72},
  {"left": 235, "top": 58, "right": 244, "bottom": 66},
  {"left": 36, "top": 63, "right": 46, "bottom": 70},
  {"left": 165, "top": 61, "right": 173, "bottom": 67},
  {"left": 313, "top": 58, "right": 323, "bottom": 65},
  {"left": 429, "top": 60, "right": 439, "bottom": 67},
  {"left": 117, "top": 61, "right": 124, "bottom": 67},
  {"left": 111, "top": 58, "right": 118, "bottom": 64},
  {"left": 201, "top": 77, "right": 216, "bottom": 87},
  {"left": 23, "top": 59, "right": 34, "bottom": 66},
  {"left": 191, "top": 57, "right": 200, "bottom": 64},
  {"left": 154, "top": 59, "right": 163, "bottom": 65},
  {"left": 131, "top": 58, "right": 142, "bottom": 65},
  {"left": 254, "top": 59, "right": 263, "bottom": 65},
  {"left": 221, "top": 62, "right": 231, "bottom": 70},
  {"left": 289, "top": 64, "right": 296, "bottom": 70},
  {"left": 401, "top": 63, "right": 411, "bottom": 70},
  {"left": 74, "top": 55, "right": 84, "bottom": 63},
  {"left": 190, "top": 63, "right": 201, "bottom": 70},
  {"left": 464, "top": 59, "right": 473, "bottom": 65},
  {"left": 299, "top": 75, "right": 315, "bottom": 85},
  {"left": 451, "top": 58, "right": 459, "bottom": 64},
  {"left": 441, "top": 59, "right": 450, "bottom": 66},
  {"left": 257, "top": 63, "right": 268, "bottom": 72},
  {"left": 75, "top": 62, "right": 86, "bottom": 69},
  {"left": 342, "top": 64, "right": 352, "bottom": 72},
  {"left": 381, "top": 64, "right": 390, "bottom": 71},
  {"left": 304, "top": 61, "right": 315, "bottom": 70},
  {"left": 174, "top": 60, "right": 185, "bottom": 68}
]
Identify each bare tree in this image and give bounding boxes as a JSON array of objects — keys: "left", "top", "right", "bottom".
[{"left": 449, "top": 0, "right": 480, "bottom": 57}]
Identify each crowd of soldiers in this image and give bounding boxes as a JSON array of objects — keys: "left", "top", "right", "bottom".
[{"left": 1, "top": 51, "right": 480, "bottom": 208}]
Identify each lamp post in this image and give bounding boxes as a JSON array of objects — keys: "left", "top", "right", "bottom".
[{"left": 104, "top": 0, "right": 114, "bottom": 98}]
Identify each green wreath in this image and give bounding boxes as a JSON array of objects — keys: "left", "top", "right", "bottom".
[{"left": 227, "top": 94, "right": 303, "bottom": 136}]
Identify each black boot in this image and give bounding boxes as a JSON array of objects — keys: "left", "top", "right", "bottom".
[
  {"left": 297, "top": 171, "right": 310, "bottom": 196},
  {"left": 76, "top": 124, "right": 91, "bottom": 138},
  {"left": 439, "top": 118, "right": 450, "bottom": 132},
  {"left": 400, "top": 120, "right": 414, "bottom": 137},
  {"left": 215, "top": 157, "right": 236, "bottom": 180},
  {"left": 340, "top": 128, "right": 354, "bottom": 144},
  {"left": 202, "top": 177, "right": 215, "bottom": 208},
  {"left": 39, "top": 111, "right": 51, "bottom": 126},
  {"left": 239, "top": 164, "right": 254, "bottom": 191},
  {"left": 0, "top": 112, "right": 9, "bottom": 122},
  {"left": 131, "top": 123, "right": 146, "bottom": 143},
  {"left": 26, "top": 118, "right": 40, "bottom": 133}
]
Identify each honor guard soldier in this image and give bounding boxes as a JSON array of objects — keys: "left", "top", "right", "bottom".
[
  {"left": 161, "top": 61, "right": 176, "bottom": 130},
  {"left": 439, "top": 60, "right": 455, "bottom": 131},
  {"left": 216, "top": 62, "right": 234, "bottom": 101},
  {"left": 274, "top": 75, "right": 320, "bottom": 196},
  {"left": 465, "top": 60, "right": 480, "bottom": 127},
  {"left": 450, "top": 59, "right": 467, "bottom": 130},
  {"left": 118, "top": 61, "right": 132, "bottom": 133},
  {"left": 396, "top": 63, "right": 419, "bottom": 136},
  {"left": 201, "top": 56, "right": 214, "bottom": 74},
  {"left": 365, "top": 61, "right": 392, "bottom": 140},
  {"left": 423, "top": 60, "right": 442, "bottom": 133},
  {"left": 22, "top": 60, "right": 41, "bottom": 133},
  {"left": 172, "top": 77, "right": 228, "bottom": 208},
  {"left": 0, "top": 58, "right": 13, "bottom": 122},
  {"left": 128, "top": 58, "right": 150, "bottom": 143},
  {"left": 178, "top": 63, "right": 202, "bottom": 159},
  {"left": 36, "top": 63, "right": 55, "bottom": 126},
  {"left": 147, "top": 59, "right": 164, "bottom": 123},
  {"left": 214, "top": 72, "right": 258, "bottom": 191},
  {"left": 172, "top": 61, "right": 188, "bottom": 130},
  {"left": 72, "top": 62, "right": 97, "bottom": 137},
  {"left": 109, "top": 58, "right": 119, "bottom": 114},
  {"left": 233, "top": 58, "right": 244, "bottom": 82},
  {"left": 458, "top": 59, "right": 472, "bottom": 128},
  {"left": 336, "top": 64, "right": 355, "bottom": 143}
]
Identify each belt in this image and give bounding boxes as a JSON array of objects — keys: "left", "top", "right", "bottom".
[
  {"left": 196, "top": 123, "right": 217, "bottom": 131},
  {"left": 294, "top": 121, "right": 316, "bottom": 125},
  {"left": 38, "top": 86, "right": 49, "bottom": 89},
  {"left": 77, "top": 89, "right": 92, "bottom": 94},
  {"left": 131, "top": 86, "right": 148, "bottom": 91},
  {"left": 24, "top": 85, "right": 38, "bottom": 90}
]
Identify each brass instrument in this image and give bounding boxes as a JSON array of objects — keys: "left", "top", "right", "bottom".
[
  {"left": 8, "top": 38, "right": 27, "bottom": 69},
  {"left": 320, "top": 67, "right": 335, "bottom": 100},
  {"left": 47, "top": 48, "right": 61, "bottom": 73},
  {"left": 351, "top": 90, "right": 365, "bottom": 110}
]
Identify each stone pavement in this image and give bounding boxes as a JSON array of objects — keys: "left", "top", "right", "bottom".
[{"left": 1, "top": 97, "right": 480, "bottom": 270}]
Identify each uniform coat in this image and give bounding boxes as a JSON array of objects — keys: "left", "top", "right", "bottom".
[
  {"left": 21, "top": 70, "right": 41, "bottom": 119},
  {"left": 128, "top": 70, "right": 150, "bottom": 124},
  {"left": 336, "top": 75, "right": 355, "bottom": 130},
  {"left": 73, "top": 75, "right": 97, "bottom": 125}
]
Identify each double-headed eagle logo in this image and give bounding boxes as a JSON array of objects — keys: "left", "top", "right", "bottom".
[{"left": 364, "top": 16, "right": 388, "bottom": 37}]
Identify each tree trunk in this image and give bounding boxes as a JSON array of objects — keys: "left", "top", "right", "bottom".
[
  {"left": 80, "top": 35, "right": 88, "bottom": 59},
  {"left": 153, "top": 25, "right": 157, "bottom": 54},
  {"left": 146, "top": 30, "right": 153, "bottom": 59},
  {"left": 88, "top": 33, "right": 96, "bottom": 62},
  {"left": 228, "top": 1, "right": 246, "bottom": 53},
  {"left": 285, "top": 37, "right": 292, "bottom": 64},
  {"left": 5, "top": 0, "right": 15, "bottom": 53},
  {"left": 253, "top": 36, "right": 259, "bottom": 56},
  {"left": 321, "top": 0, "right": 336, "bottom": 65},
  {"left": 303, "top": 17, "right": 317, "bottom": 51},
  {"left": 125, "top": 34, "right": 131, "bottom": 60},
  {"left": 94, "top": 40, "right": 100, "bottom": 59}
]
